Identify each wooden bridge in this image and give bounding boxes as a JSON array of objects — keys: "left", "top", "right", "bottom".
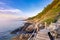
[
  {"left": 27, "top": 22, "right": 60, "bottom": 40},
  {"left": 28, "top": 29, "right": 60, "bottom": 40}
]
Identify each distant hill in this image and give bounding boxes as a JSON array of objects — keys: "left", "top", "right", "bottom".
[{"left": 28, "top": 0, "right": 60, "bottom": 24}]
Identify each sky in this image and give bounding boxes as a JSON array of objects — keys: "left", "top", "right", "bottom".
[{"left": 0, "top": 0, "right": 53, "bottom": 19}]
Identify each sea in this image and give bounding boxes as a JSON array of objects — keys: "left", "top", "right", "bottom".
[{"left": 0, "top": 20, "right": 26, "bottom": 40}]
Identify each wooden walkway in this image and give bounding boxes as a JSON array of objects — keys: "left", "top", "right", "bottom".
[
  {"left": 30, "top": 29, "right": 60, "bottom": 40},
  {"left": 32, "top": 29, "right": 50, "bottom": 40}
]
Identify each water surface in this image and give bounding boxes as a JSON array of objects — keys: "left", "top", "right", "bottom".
[{"left": 0, "top": 20, "right": 26, "bottom": 40}]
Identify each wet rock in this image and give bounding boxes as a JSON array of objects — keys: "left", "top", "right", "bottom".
[
  {"left": 25, "top": 25, "right": 34, "bottom": 33},
  {"left": 12, "top": 34, "right": 31, "bottom": 40},
  {"left": 10, "top": 27, "right": 24, "bottom": 34},
  {"left": 11, "top": 22, "right": 34, "bottom": 40},
  {"left": 10, "top": 22, "right": 32, "bottom": 34}
]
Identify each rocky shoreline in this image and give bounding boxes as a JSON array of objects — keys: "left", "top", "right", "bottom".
[
  {"left": 10, "top": 19, "right": 60, "bottom": 40},
  {"left": 11, "top": 21, "right": 36, "bottom": 40}
]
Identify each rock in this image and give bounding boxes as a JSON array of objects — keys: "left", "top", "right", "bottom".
[
  {"left": 12, "top": 34, "right": 31, "bottom": 40},
  {"left": 10, "top": 27, "right": 22, "bottom": 34},
  {"left": 25, "top": 25, "right": 34, "bottom": 33},
  {"left": 12, "top": 36, "right": 18, "bottom": 40},
  {"left": 11, "top": 22, "right": 34, "bottom": 40},
  {"left": 48, "top": 23, "right": 60, "bottom": 38},
  {"left": 10, "top": 22, "right": 32, "bottom": 34}
]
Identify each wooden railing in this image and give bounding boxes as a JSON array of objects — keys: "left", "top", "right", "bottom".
[{"left": 28, "top": 30, "right": 37, "bottom": 40}]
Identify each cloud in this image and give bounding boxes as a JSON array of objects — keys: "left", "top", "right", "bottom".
[
  {"left": 0, "top": 5, "right": 24, "bottom": 20},
  {"left": 0, "top": 1, "right": 23, "bottom": 15},
  {"left": 0, "top": 14, "right": 19, "bottom": 19},
  {"left": 0, "top": 9, "right": 23, "bottom": 21},
  {"left": 0, "top": 1, "right": 23, "bottom": 17},
  {"left": 0, "top": 2, "right": 6, "bottom": 5},
  {"left": 0, "top": 9, "right": 23, "bottom": 15},
  {"left": 0, "top": 2, "right": 7, "bottom": 9},
  {"left": 0, "top": 14, "right": 19, "bottom": 22},
  {"left": 0, "top": 1, "right": 25, "bottom": 21}
]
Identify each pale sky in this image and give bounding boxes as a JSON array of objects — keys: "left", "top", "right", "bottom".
[{"left": 0, "top": 0, "right": 53, "bottom": 20}]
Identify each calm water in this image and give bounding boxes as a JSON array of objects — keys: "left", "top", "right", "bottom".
[{"left": 0, "top": 20, "right": 26, "bottom": 40}]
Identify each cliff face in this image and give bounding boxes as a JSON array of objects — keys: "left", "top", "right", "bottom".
[{"left": 28, "top": 0, "right": 60, "bottom": 24}]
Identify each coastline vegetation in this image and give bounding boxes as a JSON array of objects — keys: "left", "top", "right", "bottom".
[{"left": 28, "top": 0, "right": 60, "bottom": 24}]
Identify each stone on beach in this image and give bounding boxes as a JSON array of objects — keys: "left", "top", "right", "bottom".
[{"left": 12, "top": 34, "right": 31, "bottom": 40}]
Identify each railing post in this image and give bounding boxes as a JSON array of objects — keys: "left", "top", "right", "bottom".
[
  {"left": 28, "top": 30, "right": 37, "bottom": 40},
  {"left": 45, "top": 22, "right": 47, "bottom": 29}
]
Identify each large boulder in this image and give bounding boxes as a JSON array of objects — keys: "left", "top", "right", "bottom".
[{"left": 25, "top": 25, "right": 34, "bottom": 33}]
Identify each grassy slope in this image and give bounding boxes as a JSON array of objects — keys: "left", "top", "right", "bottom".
[{"left": 28, "top": 0, "right": 60, "bottom": 24}]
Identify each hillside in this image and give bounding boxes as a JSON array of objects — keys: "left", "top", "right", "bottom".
[{"left": 28, "top": 0, "right": 60, "bottom": 24}]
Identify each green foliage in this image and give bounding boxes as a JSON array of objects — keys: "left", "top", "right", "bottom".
[
  {"left": 29, "top": 0, "right": 59, "bottom": 19},
  {"left": 28, "top": 0, "right": 60, "bottom": 24},
  {"left": 43, "top": 18, "right": 55, "bottom": 24}
]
